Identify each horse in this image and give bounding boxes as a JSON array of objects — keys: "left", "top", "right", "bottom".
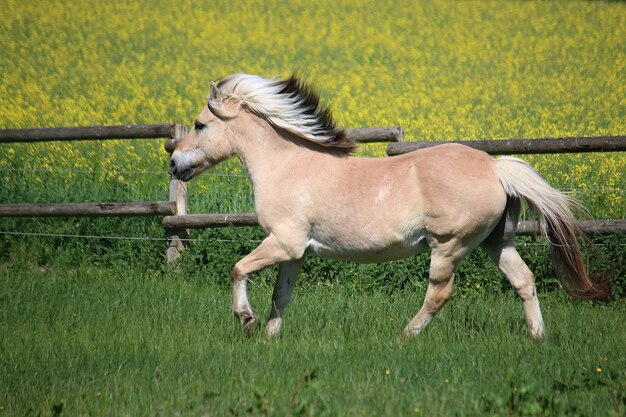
[{"left": 169, "top": 73, "right": 610, "bottom": 340}]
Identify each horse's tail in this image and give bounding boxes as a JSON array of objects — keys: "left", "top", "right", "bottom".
[{"left": 494, "top": 156, "right": 611, "bottom": 301}]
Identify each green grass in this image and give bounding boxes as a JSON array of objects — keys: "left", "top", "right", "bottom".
[{"left": 1, "top": 260, "right": 624, "bottom": 417}]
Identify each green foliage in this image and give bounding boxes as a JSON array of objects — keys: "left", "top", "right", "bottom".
[
  {"left": 2, "top": 217, "right": 624, "bottom": 300},
  {"left": 478, "top": 365, "right": 626, "bottom": 417}
]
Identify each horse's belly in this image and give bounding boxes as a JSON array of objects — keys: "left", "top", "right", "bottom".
[{"left": 306, "top": 233, "right": 430, "bottom": 263}]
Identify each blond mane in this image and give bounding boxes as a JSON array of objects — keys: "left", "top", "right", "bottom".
[{"left": 208, "top": 73, "right": 355, "bottom": 153}]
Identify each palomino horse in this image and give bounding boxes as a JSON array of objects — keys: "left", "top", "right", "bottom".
[{"left": 170, "top": 73, "right": 610, "bottom": 340}]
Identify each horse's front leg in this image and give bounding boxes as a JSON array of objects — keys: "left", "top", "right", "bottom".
[
  {"left": 231, "top": 233, "right": 297, "bottom": 334},
  {"left": 263, "top": 257, "right": 305, "bottom": 338}
]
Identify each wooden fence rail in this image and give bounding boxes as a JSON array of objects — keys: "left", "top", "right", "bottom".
[
  {"left": 0, "top": 123, "right": 180, "bottom": 143},
  {"left": 387, "top": 135, "right": 626, "bottom": 156},
  {"left": 162, "top": 212, "right": 626, "bottom": 236},
  {"left": 0, "top": 202, "right": 175, "bottom": 217},
  {"left": 516, "top": 219, "right": 626, "bottom": 236}
]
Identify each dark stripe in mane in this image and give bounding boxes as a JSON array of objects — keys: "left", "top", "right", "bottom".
[{"left": 276, "top": 75, "right": 356, "bottom": 153}]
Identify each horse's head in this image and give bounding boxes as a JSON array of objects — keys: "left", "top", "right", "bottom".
[
  {"left": 169, "top": 82, "right": 242, "bottom": 181},
  {"left": 170, "top": 73, "right": 355, "bottom": 181}
]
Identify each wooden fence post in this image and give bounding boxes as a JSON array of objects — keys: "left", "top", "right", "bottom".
[{"left": 166, "top": 124, "right": 189, "bottom": 262}]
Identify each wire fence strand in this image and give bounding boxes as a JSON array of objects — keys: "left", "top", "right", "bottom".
[
  {"left": 0, "top": 230, "right": 262, "bottom": 244},
  {"left": 0, "top": 230, "right": 622, "bottom": 247},
  {"left": 0, "top": 166, "right": 249, "bottom": 178}
]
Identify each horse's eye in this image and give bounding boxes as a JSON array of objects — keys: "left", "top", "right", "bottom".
[{"left": 194, "top": 121, "right": 206, "bottom": 131}]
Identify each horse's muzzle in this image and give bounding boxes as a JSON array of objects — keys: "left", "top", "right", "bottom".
[{"left": 169, "top": 157, "right": 194, "bottom": 182}]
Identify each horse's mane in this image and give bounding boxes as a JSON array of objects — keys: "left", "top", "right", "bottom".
[{"left": 209, "top": 73, "right": 356, "bottom": 153}]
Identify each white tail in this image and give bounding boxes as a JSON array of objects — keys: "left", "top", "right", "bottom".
[{"left": 495, "top": 157, "right": 610, "bottom": 301}]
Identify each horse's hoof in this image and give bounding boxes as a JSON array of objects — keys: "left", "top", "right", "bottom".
[
  {"left": 399, "top": 325, "right": 423, "bottom": 341},
  {"left": 528, "top": 329, "right": 546, "bottom": 342},
  {"left": 243, "top": 315, "right": 259, "bottom": 335},
  {"left": 262, "top": 318, "right": 282, "bottom": 340},
  {"left": 398, "top": 331, "right": 412, "bottom": 342}
]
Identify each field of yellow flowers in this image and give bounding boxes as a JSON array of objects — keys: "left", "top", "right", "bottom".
[{"left": 0, "top": 0, "right": 624, "bottom": 218}]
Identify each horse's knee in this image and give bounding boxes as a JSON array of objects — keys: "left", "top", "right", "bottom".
[
  {"left": 515, "top": 282, "right": 537, "bottom": 300},
  {"left": 231, "top": 263, "right": 246, "bottom": 282}
]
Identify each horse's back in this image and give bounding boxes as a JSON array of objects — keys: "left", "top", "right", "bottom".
[{"left": 395, "top": 143, "right": 508, "bottom": 238}]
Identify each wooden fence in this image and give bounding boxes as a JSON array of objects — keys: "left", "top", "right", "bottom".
[
  {"left": 1, "top": 123, "right": 187, "bottom": 260},
  {"left": 0, "top": 124, "right": 403, "bottom": 261},
  {"left": 0, "top": 125, "right": 624, "bottom": 262}
]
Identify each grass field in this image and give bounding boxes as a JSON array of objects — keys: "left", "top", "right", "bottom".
[
  {"left": 1, "top": 0, "right": 626, "bottom": 416},
  {"left": 2, "top": 261, "right": 625, "bottom": 417}
]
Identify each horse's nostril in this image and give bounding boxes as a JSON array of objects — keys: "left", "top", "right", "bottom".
[{"left": 169, "top": 159, "right": 178, "bottom": 177}]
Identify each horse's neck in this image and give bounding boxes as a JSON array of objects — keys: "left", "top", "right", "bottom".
[{"left": 233, "top": 118, "right": 326, "bottom": 182}]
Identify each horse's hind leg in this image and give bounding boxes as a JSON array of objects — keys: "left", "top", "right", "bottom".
[
  {"left": 483, "top": 244, "right": 546, "bottom": 340},
  {"left": 481, "top": 196, "right": 545, "bottom": 340},
  {"left": 402, "top": 249, "right": 457, "bottom": 338},
  {"left": 263, "top": 257, "right": 305, "bottom": 338}
]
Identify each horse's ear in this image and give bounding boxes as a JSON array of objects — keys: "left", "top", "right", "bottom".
[
  {"left": 209, "top": 81, "right": 219, "bottom": 101},
  {"left": 208, "top": 85, "right": 241, "bottom": 119}
]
